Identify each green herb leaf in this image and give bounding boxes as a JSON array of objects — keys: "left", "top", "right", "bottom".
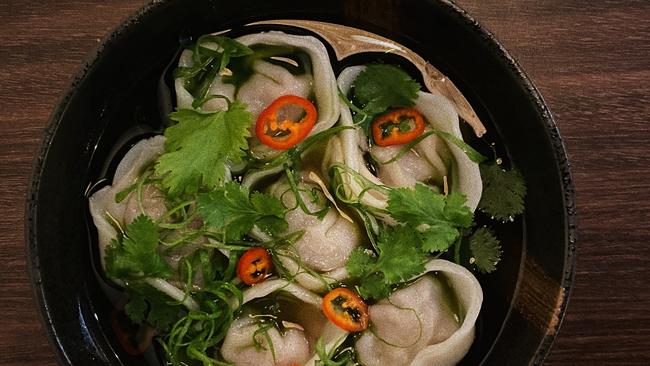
[
  {"left": 105, "top": 215, "right": 172, "bottom": 280},
  {"left": 351, "top": 64, "right": 420, "bottom": 132},
  {"left": 469, "top": 227, "right": 502, "bottom": 273},
  {"left": 347, "top": 226, "right": 427, "bottom": 300},
  {"left": 197, "top": 181, "right": 287, "bottom": 240},
  {"left": 444, "top": 192, "right": 475, "bottom": 228},
  {"left": 354, "top": 64, "right": 419, "bottom": 111},
  {"left": 357, "top": 272, "right": 392, "bottom": 301},
  {"left": 124, "top": 282, "right": 185, "bottom": 332},
  {"left": 387, "top": 184, "right": 473, "bottom": 253},
  {"left": 375, "top": 226, "right": 427, "bottom": 283},
  {"left": 346, "top": 248, "right": 376, "bottom": 279},
  {"left": 420, "top": 225, "right": 461, "bottom": 252},
  {"left": 155, "top": 101, "right": 252, "bottom": 196},
  {"left": 478, "top": 162, "right": 527, "bottom": 220}
]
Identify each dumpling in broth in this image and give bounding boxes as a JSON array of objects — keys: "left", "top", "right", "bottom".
[
  {"left": 326, "top": 66, "right": 482, "bottom": 213},
  {"left": 221, "top": 279, "right": 347, "bottom": 366},
  {"left": 175, "top": 31, "right": 340, "bottom": 162},
  {"left": 88, "top": 135, "right": 167, "bottom": 267},
  {"left": 88, "top": 136, "right": 202, "bottom": 310},
  {"left": 222, "top": 316, "right": 309, "bottom": 366},
  {"left": 355, "top": 259, "right": 482, "bottom": 366},
  {"left": 250, "top": 174, "right": 360, "bottom": 291}
]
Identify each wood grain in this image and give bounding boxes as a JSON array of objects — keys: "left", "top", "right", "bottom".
[{"left": 1, "top": 0, "right": 648, "bottom": 365}]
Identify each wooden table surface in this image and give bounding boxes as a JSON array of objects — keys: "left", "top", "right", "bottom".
[{"left": 1, "top": 0, "right": 648, "bottom": 365}]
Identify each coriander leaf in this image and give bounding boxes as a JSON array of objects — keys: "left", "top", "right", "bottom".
[
  {"left": 346, "top": 226, "right": 427, "bottom": 300},
  {"left": 387, "top": 184, "right": 473, "bottom": 253},
  {"left": 354, "top": 64, "right": 419, "bottom": 110},
  {"left": 155, "top": 101, "right": 252, "bottom": 196},
  {"left": 351, "top": 64, "right": 420, "bottom": 131},
  {"left": 357, "top": 273, "right": 392, "bottom": 300},
  {"left": 197, "top": 181, "right": 287, "bottom": 239},
  {"left": 444, "top": 192, "right": 475, "bottom": 228},
  {"left": 375, "top": 226, "right": 427, "bottom": 284},
  {"left": 420, "top": 225, "right": 460, "bottom": 252},
  {"left": 125, "top": 283, "right": 185, "bottom": 331},
  {"left": 105, "top": 215, "right": 172, "bottom": 280},
  {"left": 469, "top": 227, "right": 501, "bottom": 273},
  {"left": 478, "top": 162, "right": 527, "bottom": 220},
  {"left": 250, "top": 191, "right": 286, "bottom": 218},
  {"left": 346, "top": 248, "right": 376, "bottom": 279},
  {"left": 388, "top": 184, "right": 445, "bottom": 224}
]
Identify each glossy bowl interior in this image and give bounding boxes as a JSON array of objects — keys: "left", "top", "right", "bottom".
[{"left": 27, "top": 0, "right": 576, "bottom": 365}]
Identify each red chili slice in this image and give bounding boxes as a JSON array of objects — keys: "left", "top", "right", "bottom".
[
  {"left": 322, "top": 287, "right": 369, "bottom": 332},
  {"left": 371, "top": 107, "right": 426, "bottom": 146},
  {"left": 255, "top": 95, "right": 317, "bottom": 150},
  {"left": 237, "top": 247, "right": 273, "bottom": 285}
]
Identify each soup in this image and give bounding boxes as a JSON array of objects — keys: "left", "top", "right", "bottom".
[{"left": 88, "top": 25, "right": 526, "bottom": 366}]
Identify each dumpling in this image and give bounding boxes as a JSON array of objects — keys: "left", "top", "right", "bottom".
[
  {"left": 355, "top": 259, "right": 483, "bottom": 366},
  {"left": 221, "top": 279, "right": 347, "bottom": 366},
  {"left": 175, "top": 31, "right": 340, "bottom": 164},
  {"left": 88, "top": 136, "right": 200, "bottom": 310},
  {"left": 325, "top": 66, "right": 482, "bottom": 213},
  {"left": 222, "top": 316, "right": 310, "bottom": 366},
  {"left": 250, "top": 174, "right": 360, "bottom": 291},
  {"left": 88, "top": 135, "right": 167, "bottom": 266},
  {"left": 176, "top": 31, "right": 338, "bottom": 125}
]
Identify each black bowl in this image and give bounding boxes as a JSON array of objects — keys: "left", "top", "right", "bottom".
[{"left": 26, "top": 0, "right": 576, "bottom": 365}]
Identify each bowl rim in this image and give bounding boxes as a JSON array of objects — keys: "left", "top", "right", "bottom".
[
  {"left": 25, "top": 0, "right": 577, "bottom": 365},
  {"left": 439, "top": 1, "right": 577, "bottom": 364}
]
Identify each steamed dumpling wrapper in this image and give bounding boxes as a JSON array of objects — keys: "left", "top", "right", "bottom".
[
  {"left": 221, "top": 279, "right": 348, "bottom": 366},
  {"left": 326, "top": 66, "right": 482, "bottom": 212},
  {"left": 88, "top": 136, "right": 199, "bottom": 309},
  {"left": 88, "top": 136, "right": 167, "bottom": 268},
  {"left": 175, "top": 31, "right": 340, "bottom": 163},
  {"left": 355, "top": 259, "right": 483, "bottom": 366},
  {"left": 250, "top": 174, "right": 360, "bottom": 291}
]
